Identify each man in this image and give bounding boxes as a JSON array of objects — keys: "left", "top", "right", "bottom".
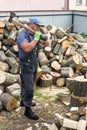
[{"left": 17, "top": 17, "right": 47, "bottom": 120}]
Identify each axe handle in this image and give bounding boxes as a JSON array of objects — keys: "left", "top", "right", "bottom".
[{"left": 12, "top": 19, "right": 35, "bottom": 34}]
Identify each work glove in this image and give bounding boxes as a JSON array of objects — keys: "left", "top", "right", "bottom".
[{"left": 34, "top": 31, "right": 41, "bottom": 41}]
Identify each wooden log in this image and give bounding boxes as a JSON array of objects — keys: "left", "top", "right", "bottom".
[
  {"left": 50, "top": 71, "right": 61, "bottom": 85},
  {"left": 56, "top": 77, "right": 65, "bottom": 87},
  {"left": 62, "top": 118, "right": 78, "bottom": 129},
  {"left": 0, "top": 41, "right": 2, "bottom": 49},
  {"left": 10, "top": 63, "right": 19, "bottom": 74},
  {"left": 55, "top": 29, "right": 65, "bottom": 39},
  {"left": 5, "top": 83, "right": 21, "bottom": 98},
  {"left": 51, "top": 60, "right": 61, "bottom": 72},
  {"left": 41, "top": 65, "right": 51, "bottom": 74},
  {"left": 39, "top": 74, "right": 53, "bottom": 87},
  {"left": 62, "top": 40, "right": 70, "bottom": 49},
  {"left": 6, "top": 57, "right": 17, "bottom": 67},
  {"left": 0, "top": 62, "right": 9, "bottom": 72},
  {"left": 0, "top": 93, "right": 17, "bottom": 111},
  {"left": 86, "top": 105, "right": 87, "bottom": 126},
  {"left": 5, "top": 49, "right": 17, "bottom": 58},
  {"left": 0, "top": 51, "right": 7, "bottom": 61},
  {"left": 11, "top": 44, "right": 18, "bottom": 53},
  {"left": 81, "top": 63, "right": 87, "bottom": 74},
  {"left": 5, "top": 22, "right": 14, "bottom": 31},
  {"left": 0, "top": 34, "right": 3, "bottom": 40},
  {"left": 0, "top": 28, "right": 4, "bottom": 34},
  {"left": 5, "top": 83, "right": 20, "bottom": 94},
  {"left": 57, "top": 36, "right": 68, "bottom": 44},
  {"left": 49, "top": 55, "right": 59, "bottom": 63},
  {"left": 35, "top": 67, "right": 43, "bottom": 82},
  {"left": 38, "top": 50, "right": 49, "bottom": 66},
  {"left": 49, "top": 25, "right": 57, "bottom": 34},
  {"left": 61, "top": 67, "right": 74, "bottom": 78},
  {"left": 53, "top": 44, "right": 60, "bottom": 54},
  {"left": 65, "top": 46, "right": 76, "bottom": 56},
  {"left": 59, "top": 54, "right": 63, "bottom": 63},
  {"left": 77, "top": 120, "right": 86, "bottom": 130},
  {"left": 8, "top": 27, "right": 17, "bottom": 44},
  {"left": 70, "top": 76, "right": 87, "bottom": 107},
  {"left": 2, "top": 45, "right": 8, "bottom": 52},
  {"left": 0, "top": 21, "right": 5, "bottom": 28},
  {"left": 0, "top": 101, "right": 3, "bottom": 111},
  {"left": 0, "top": 70, "right": 20, "bottom": 85},
  {"left": 44, "top": 47, "right": 51, "bottom": 58},
  {"left": 0, "top": 85, "right": 4, "bottom": 95}
]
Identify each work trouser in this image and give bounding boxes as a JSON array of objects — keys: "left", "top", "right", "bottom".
[{"left": 20, "top": 60, "right": 37, "bottom": 107}]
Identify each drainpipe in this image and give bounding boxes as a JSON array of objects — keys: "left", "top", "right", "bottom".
[{"left": 71, "top": 11, "right": 74, "bottom": 33}]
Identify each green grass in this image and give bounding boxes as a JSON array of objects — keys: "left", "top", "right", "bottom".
[
  {"left": 81, "top": 32, "right": 87, "bottom": 39},
  {"left": 34, "top": 89, "right": 57, "bottom": 101}
]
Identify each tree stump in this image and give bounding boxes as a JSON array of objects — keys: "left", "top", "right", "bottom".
[
  {"left": 70, "top": 76, "right": 87, "bottom": 107},
  {"left": 39, "top": 74, "right": 53, "bottom": 87},
  {"left": 0, "top": 93, "right": 17, "bottom": 111}
]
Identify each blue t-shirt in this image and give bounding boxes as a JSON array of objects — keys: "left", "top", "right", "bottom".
[{"left": 17, "top": 29, "right": 34, "bottom": 59}]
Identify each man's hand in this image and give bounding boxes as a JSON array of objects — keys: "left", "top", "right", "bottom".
[{"left": 34, "top": 31, "right": 41, "bottom": 41}]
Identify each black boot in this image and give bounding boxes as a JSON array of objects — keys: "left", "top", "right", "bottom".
[
  {"left": 20, "top": 100, "right": 36, "bottom": 107},
  {"left": 24, "top": 107, "right": 39, "bottom": 120}
]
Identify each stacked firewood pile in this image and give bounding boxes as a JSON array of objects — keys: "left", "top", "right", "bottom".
[
  {"left": 38, "top": 24, "right": 87, "bottom": 89},
  {"left": 0, "top": 17, "right": 87, "bottom": 114}
]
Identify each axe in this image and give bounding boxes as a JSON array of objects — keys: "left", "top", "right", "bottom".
[{"left": 9, "top": 12, "right": 48, "bottom": 41}]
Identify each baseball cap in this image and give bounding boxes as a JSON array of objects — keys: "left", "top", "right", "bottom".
[{"left": 29, "top": 17, "right": 44, "bottom": 27}]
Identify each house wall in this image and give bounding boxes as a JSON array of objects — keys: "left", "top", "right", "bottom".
[
  {"left": 0, "top": 0, "right": 66, "bottom": 11},
  {"left": 0, "top": 11, "right": 72, "bottom": 30},
  {"left": 69, "top": 0, "right": 87, "bottom": 10},
  {"left": 0, "top": 11, "right": 87, "bottom": 33}
]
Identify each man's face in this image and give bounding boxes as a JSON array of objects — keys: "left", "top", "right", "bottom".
[{"left": 29, "top": 23, "right": 40, "bottom": 31}]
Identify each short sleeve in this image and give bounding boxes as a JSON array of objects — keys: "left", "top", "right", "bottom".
[{"left": 17, "top": 31, "right": 28, "bottom": 45}]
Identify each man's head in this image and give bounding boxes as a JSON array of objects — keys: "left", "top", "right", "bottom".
[
  {"left": 29, "top": 17, "right": 44, "bottom": 27},
  {"left": 28, "top": 17, "right": 44, "bottom": 31}
]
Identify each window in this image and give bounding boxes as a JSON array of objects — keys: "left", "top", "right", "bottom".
[
  {"left": 86, "top": 0, "right": 87, "bottom": 6},
  {"left": 76, "top": 0, "right": 82, "bottom": 5}
]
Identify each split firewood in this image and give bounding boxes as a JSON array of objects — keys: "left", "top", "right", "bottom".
[
  {"left": 5, "top": 22, "right": 14, "bottom": 31},
  {"left": 57, "top": 36, "right": 68, "bottom": 44},
  {"left": 0, "top": 21, "right": 5, "bottom": 28},
  {"left": 62, "top": 40, "right": 70, "bottom": 49},
  {"left": 65, "top": 45, "right": 76, "bottom": 56},
  {"left": 8, "top": 27, "right": 18, "bottom": 44},
  {"left": 38, "top": 50, "right": 49, "bottom": 66},
  {"left": 77, "top": 120, "right": 86, "bottom": 130}
]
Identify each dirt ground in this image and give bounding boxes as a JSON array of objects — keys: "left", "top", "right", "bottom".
[{"left": 0, "top": 86, "right": 69, "bottom": 130}]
